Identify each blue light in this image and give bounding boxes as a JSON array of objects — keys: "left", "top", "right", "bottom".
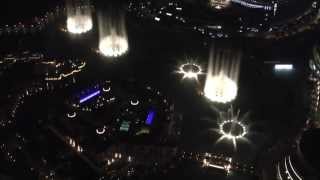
[
  {"left": 146, "top": 110, "right": 155, "bottom": 125},
  {"left": 79, "top": 90, "right": 101, "bottom": 104}
]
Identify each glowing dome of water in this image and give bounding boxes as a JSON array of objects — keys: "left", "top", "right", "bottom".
[
  {"left": 67, "top": 15, "right": 93, "bottom": 34},
  {"left": 66, "top": 0, "right": 92, "bottom": 35},
  {"left": 99, "top": 35, "right": 129, "bottom": 57},
  {"left": 204, "top": 73, "right": 238, "bottom": 103}
]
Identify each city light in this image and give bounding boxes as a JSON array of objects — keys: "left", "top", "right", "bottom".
[
  {"left": 80, "top": 90, "right": 101, "bottom": 104},
  {"left": 3, "top": 0, "right": 315, "bottom": 178},
  {"left": 177, "top": 62, "right": 204, "bottom": 80},
  {"left": 96, "top": 126, "right": 106, "bottom": 135},
  {"left": 277, "top": 164, "right": 283, "bottom": 180},
  {"left": 67, "top": 15, "right": 93, "bottom": 34},
  {"left": 146, "top": 110, "right": 155, "bottom": 125},
  {"left": 284, "top": 157, "right": 294, "bottom": 180},
  {"left": 128, "top": 156, "right": 132, "bottom": 162},
  {"left": 130, "top": 100, "right": 140, "bottom": 106},
  {"left": 68, "top": 137, "right": 83, "bottom": 153},
  {"left": 45, "top": 62, "right": 86, "bottom": 81},
  {"left": 203, "top": 159, "right": 225, "bottom": 170},
  {"left": 274, "top": 64, "right": 293, "bottom": 71},
  {"left": 203, "top": 157, "right": 233, "bottom": 174},
  {"left": 103, "top": 86, "right": 111, "bottom": 92},
  {"left": 231, "top": 0, "right": 273, "bottom": 10},
  {"left": 287, "top": 156, "right": 302, "bottom": 180},
  {"left": 67, "top": 112, "right": 77, "bottom": 118},
  {"left": 120, "top": 121, "right": 130, "bottom": 132},
  {"left": 277, "top": 157, "right": 303, "bottom": 180}
]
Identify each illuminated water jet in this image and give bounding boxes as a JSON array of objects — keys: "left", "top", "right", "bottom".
[
  {"left": 212, "top": 107, "right": 249, "bottom": 150},
  {"left": 66, "top": 0, "right": 93, "bottom": 34},
  {"left": 204, "top": 73, "right": 237, "bottom": 103},
  {"left": 99, "top": 30, "right": 129, "bottom": 57},
  {"left": 204, "top": 47, "right": 241, "bottom": 103},
  {"left": 98, "top": 7, "right": 128, "bottom": 58},
  {"left": 177, "top": 62, "right": 204, "bottom": 80},
  {"left": 219, "top": 120, "right": 247, "bottom": 141},
  {"left": 67, "top": 15, "right": 93, "bottom": 34}
]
